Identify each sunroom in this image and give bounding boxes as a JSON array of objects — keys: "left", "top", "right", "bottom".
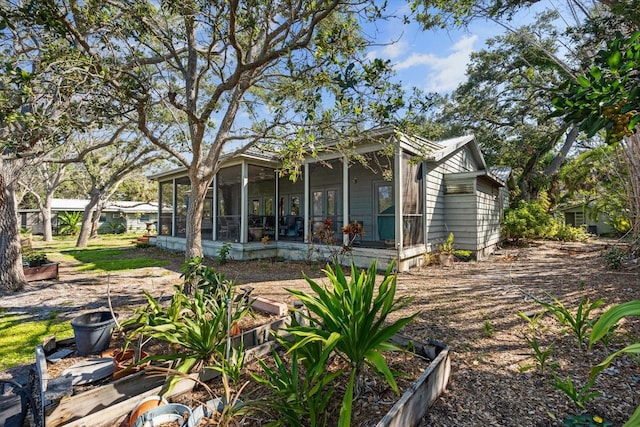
[{"left": 150, "top": 127, "right": 505, "bottom": 271}]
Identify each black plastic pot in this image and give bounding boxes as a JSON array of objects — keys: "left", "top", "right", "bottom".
[{"left": 70, "top": 311, "right": 117, "bottom": 356}]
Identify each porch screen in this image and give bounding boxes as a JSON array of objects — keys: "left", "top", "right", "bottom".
[
  {"left": 217, "top": 165, "right": 241, "bottom": 241},
  {"left": 401, "top": 152, "right": 423, "bottom": 246},
  {"left": 159, "top": 182, "right": 173, "bottom": 235}
]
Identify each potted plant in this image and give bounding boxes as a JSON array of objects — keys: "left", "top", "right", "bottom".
[
  {"left": 437, "top": 232, "right": 455, "bottom": 266},
  {"left": 22, "top": 250, "right": 59, "bottom": 281},
  {"left": 23, "top": 251, "right": 49, "bottom": 267}
]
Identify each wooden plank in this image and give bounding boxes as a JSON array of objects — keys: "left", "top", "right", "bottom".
[
  {"left": 375, "top": 338, "right": 450, "bottom": 427},
  {"left": 45, "top": 371, "right": 166, "bottom": 427},
  {"left": 251, "top": 296, "right": 288, "bottom": 316},
  {"left": 46, "top": 335, "right": 282, "bottom": 427}
]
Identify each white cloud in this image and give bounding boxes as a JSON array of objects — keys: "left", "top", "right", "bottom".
[
  {"left": 394, "top": 34, "right": 479, "bottom": 93},
  {"left": 368, "top": 38, "right": 409, "bottom": 62}
]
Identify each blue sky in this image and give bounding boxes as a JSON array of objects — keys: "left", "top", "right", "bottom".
[{"left": 365, "top": 1, "right": 550, "bottom": 95}]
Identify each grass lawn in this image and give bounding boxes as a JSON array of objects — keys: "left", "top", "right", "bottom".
[
  {"left": 32, "top": 234, "right": 169, "bottom": 272},
  {"left": 0, "top": 310, "right": 74, "bottom": 370},
  {"left": 1, "top": 234, "right": 170, "bottom": 371}
]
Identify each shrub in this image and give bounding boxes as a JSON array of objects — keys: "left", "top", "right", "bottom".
[
  {"left": 503, "top": 200, "right": 593, "bottom": 243},
  {"left": 603, "top": 247, "right": 625, "bottom": 270},
  {"left": 121, "top": 262, "right": 251, "bottom": 394},
  {"left": 555, "top": 224, "right": 591, "bottom": 242},
  {"left": 57, "top": 211, "right": 82, "bottom": 235},
  {"left": 502, "top": 200, "right": 553, "bottom": 241},
  {"left": 454, "top": 249, "right": 473, "bottom": 261},
  {"left": 216, "top": 241, "right": 232, "bottom": 265}
]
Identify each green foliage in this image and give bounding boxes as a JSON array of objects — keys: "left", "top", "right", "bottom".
[
  {"left": 552, "top": 374, "right": 601, "bottom": 410},
  {"left": 437, "top": 232, "right": 455, "bottom": 254},
  {"left": 121, "top": 269, "right": 251, "bottom": 394},
  {"left": 555, "top": 224, "right": 591, "bottom": 242},
  {"left": 105, "top": 217, "right": 127, "bottom": 234},
  {"left": 283, "top": 260, "right": 418, "bottom": 427},
  {"left": 553, "top": 31, "right": 640, "bottom": 143},
  {"left": 22, "top": 250, "right": 49, "bottom": 267},
  {"left": 502, "top": 199, "right": 553, "bottom": 241},
  {"left": 602, "top": 247, "right": 626, "bottom": 270},
  {"left": 589, "top": 301, "right": 640, "bottom": 406},
  {"left": 57, "top": 211, "right": 82, "bottom": 235},
  {"left": 534, "top": 294, "right": 604, "bottom": 349},
  {"left": 482, "top": 318, "right": 494, "bottom": 338},
  {"left": 523, "top": 335, "right": 555, "bottom": 374},
  {"left": 216, "top": 242, "right": 232, "bottom": 266},
  {"left": 503, "top": 199, "right": 593, "bottom": 242},
  {"left": 251, "top": 331, "right": 341, "bottom": 427},
  {"left": 563, "top": 413, "right": 612, "bottom": 426},
  {"left": 453, "top": 249, "right": 473, "bottom": 261}
]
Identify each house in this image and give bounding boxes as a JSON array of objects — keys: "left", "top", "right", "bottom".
[
  {"left": 150, "top": 126, "right": 508, "bottom": 271},
  {"left": 18, "top": 199, "right": 159, "bottom": 235},
  {"left": 558, "top": 203, "right": 615, "bottom": 236}
]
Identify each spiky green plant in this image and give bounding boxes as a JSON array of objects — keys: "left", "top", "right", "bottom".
[{"left": 285, "top": 260, "right": 418, "bottom": 427}]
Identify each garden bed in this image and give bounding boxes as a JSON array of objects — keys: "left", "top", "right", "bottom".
[
  {"left": 43, "top": 334, "right": 449, "bottom": 427},
  {"left": 42, "top": 314, "right": 292, "bottom": 427},
  {"left": 23, "top": 262, "right": 59, "bottom": 282}
]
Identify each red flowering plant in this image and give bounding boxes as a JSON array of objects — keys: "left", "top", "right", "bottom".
[
  {"left": 313, "top": 218, "right": 366, "bottom": 264},
  {"left": 341, "top": 220, "right": 365, "bottom": 250},
  {"left": 314, "top": 217, "right": 338, "bottom": 246}
]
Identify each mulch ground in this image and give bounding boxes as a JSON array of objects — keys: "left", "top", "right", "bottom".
[{"left": 1, "top": 237, "right": 639, "bottom": 426}]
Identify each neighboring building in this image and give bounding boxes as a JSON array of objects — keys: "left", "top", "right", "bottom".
[
  {"left": 18, "top": 199, "right": 159, "bottom": 235},
  {"left": 150, "top": 126, "right": 508, "bottom": 271},
  {"left": 559, "top": 203, "right": 615, "bottom": 236}
]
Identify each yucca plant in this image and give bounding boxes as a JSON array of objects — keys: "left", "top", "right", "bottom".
[
  {"left": 251, "top": 331, "right": 341, "bottom": 427},
  {"left": 589, "top": 300, "right": 640, "bottom": 427},
  {"left": 286, "top": 260, "right": 418, "bottom": 427}
]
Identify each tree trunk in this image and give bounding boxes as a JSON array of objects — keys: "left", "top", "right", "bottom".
[
  {"left": 90, "top": 203, "right": 103, "bottom": 239},
  {"left": 185, "top": 177, "right": 209, "bottom": 261},
  {"left": 42, "top": 193, "right": 54, "bottom": 241},
  {"left": 76, "top": 192, "right": 100, "bottom": 248},
  {"left": 622, "top": 133, "right": 640, "bottom": 251},
  {"left": 0, "top": 158, "right": 28, "bottom": 292}
]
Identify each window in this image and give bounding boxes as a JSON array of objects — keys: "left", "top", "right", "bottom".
[
  {"left": 290, "top": 195, "right": 300, "bottom": 215},
  {"left": 265, "top": 198, "right": 273, "bottom": 216},
  {"left": 252, "top": 199, "right": 260, "bottom": 215}
]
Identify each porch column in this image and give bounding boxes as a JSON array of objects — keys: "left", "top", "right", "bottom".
[
  {"left": 342, "top": 155, "right": 349, "bottom": 246},
  {"left": 274, "top": 170, "right": 280, "bottom": 240},
  {"left": 303, "top": 162, "right": 310, "bottom": 243},
  {"left": 212, "top": 174, "right": 218, "bottom": 241},
  {"left": 156, "top": 182, "right": 162, "bottom": 235},
  {"left": 394, "top": 147, "right": 403, "bottom": 249},
  {"left": 241, "top": 162, "right": 248, "bottom": 243},
  {"left": 172, "top": 178, "right": 177, "bottom": 237}
]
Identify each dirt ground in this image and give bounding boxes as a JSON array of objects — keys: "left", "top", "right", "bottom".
[{"left": 1, "top": 238, "right": 639, "bottom": 426}]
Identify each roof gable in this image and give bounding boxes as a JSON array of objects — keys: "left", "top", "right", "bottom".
[{"left": 426, "top": 135, "right": 486, "bottom": 170}]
